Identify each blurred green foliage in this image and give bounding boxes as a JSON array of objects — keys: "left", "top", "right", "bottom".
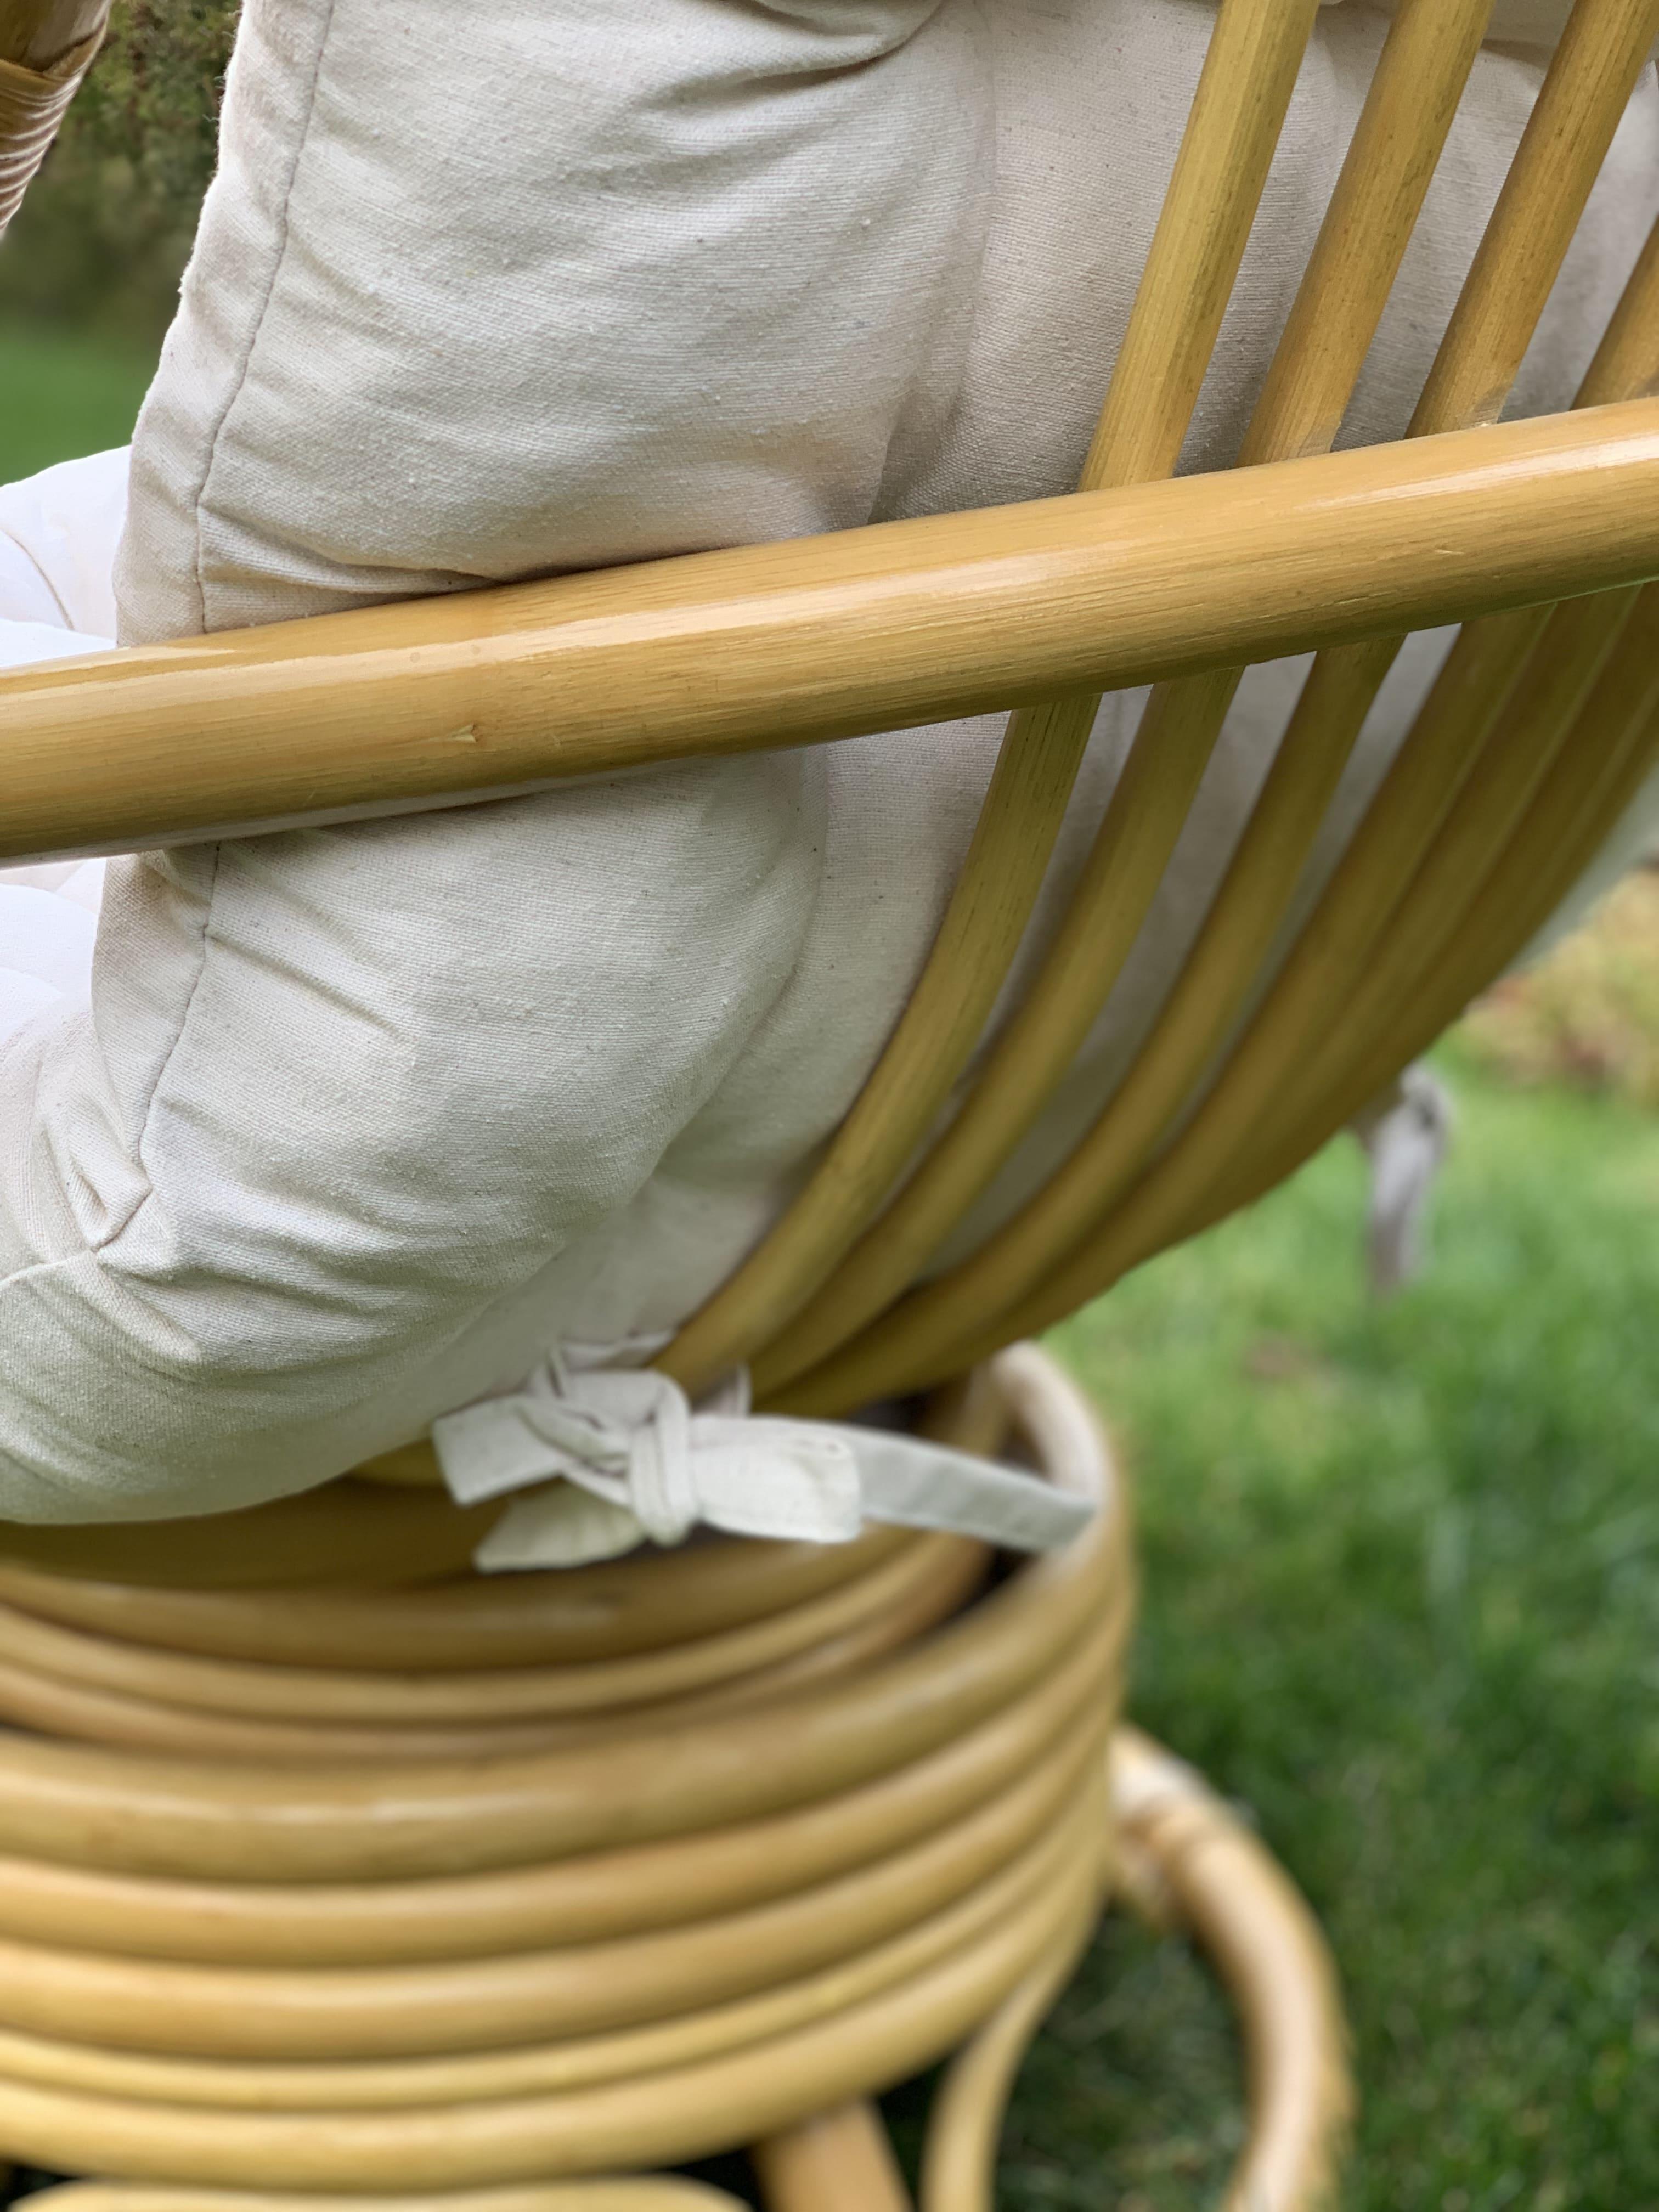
[
  {"left": 1464, "top": 867, "right": 1659, "bottom": 1110},
  {"left": 0, "top": 0, "right": 239, "bottom": 344},
  {"left": 0, "top": 320, "right": 154, "bottom": 473}
]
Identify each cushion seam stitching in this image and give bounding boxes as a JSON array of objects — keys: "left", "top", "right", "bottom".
[{"left": 189, "top": 0, "right": 342, "bottom": 633}]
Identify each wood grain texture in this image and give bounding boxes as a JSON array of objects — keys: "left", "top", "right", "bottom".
[
  {"left": 751, "top": 0, "right": 1496, "bottom": 1397},
  {"left": 7, "top": 400, "right": 1659, "bottom": 871},
  {"left": 657, "top": 0, "right": 1325, "bottom": 1395},
  {"left": 886, "top": 616, "right": 1659, "bottom": 1389},
  {"left": 776, "top": 0, "right": 1659, "bottom": 1415},
  {"left": 0, "top": 1355, "right": 1142, "bottom": 2202}
]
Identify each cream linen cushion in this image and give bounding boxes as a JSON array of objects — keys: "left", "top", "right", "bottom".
[{"left": 0, "top": 0, "right": 1654, "bottom": 1523}]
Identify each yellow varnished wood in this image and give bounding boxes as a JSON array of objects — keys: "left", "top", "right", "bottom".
[
  {"left": 916, "top": 1894, "right": 1101, "bottom": 2212},
  {"left": 0, "top": 1477, "right": 503, "bottom": 1590},
  {"left": 1072, "top": 0, "right": 1326, "bottom": 494},
  {"left": 0, "top": 1535, "right": 986, "bottom": 1762},
  {"left": 16, "top": 2188, "right": 746, "bottom": 2212},
  {"left": 0, "top": 1539, "right": 947, "bottom": 1726},
  {"left": 753, "top": 2102, "right": 915, "bottom": 2212},
  {"left": 1345, "top": 604, "right": 1659, "bottom": 1106},
  {"left": 0, "top": 1357, "right": 1335, "bottom": 2202},
  {"left": 6, "top": 404, "right": 1659, "bottom": 872},
  {"left": 1412, "top": 0, "right": 1659, "bottom": 434},
  {"left": 753, "top": 0, "right": 1494, "bottom": 1398},
  {"left": 44, "top": 0, "right": 1636, "bottom": 2193},
  {"left": 836, "top": 605, "right": 1659, "bottom": 1393},
  {"left": 5, "top": 1, "right": 1657, "bottom": 1443},
  {"left": 768, "top": 639, "right": 1406, "bottom": 1413},
  {"left": 1272, "top": 587, "right": 1643, "bottom": 1119},
  {"left": 0, "top": 1356, "right": 1161, "bottom": 2199},
  {"left": 923, "top": 610, "right": 1659, "bottom": 1369},
  {"left": 656, "top": 0, "right": 1325, "bottom": 1397},
  {"left": 656, "top": 698, "right": 1106, "bottom": 1395},
  {"left": 751, "top": 667, "right": 1239, "bottom": 1399},
  {"left": 777, "top": 1, "right": 1659, "bottom": 1416},
  {"left": 5, "top": 1725, "right": 1346, "bottom": 2212},
  {"left": 0, "top": 1627, "right": 1113, "bottom": 1968},
  {"left": 1135, "top": 0, "right": 1659, "bottom": 1226},
  {"left": 0, "top": 1524, "right": 912, "bottom": 1664},
  {"left": 0, "top": 1487, "right": 1122, "bottom": 1888},
  {"left": 0, "top": 1836, "right": 1099, "bottom": 2190},
  {"left": 917, "top": 1726, "right": 1352, "bottom": 2212},
  {"left": 1240, "top": 0, "right": 1497, "bottom": 466},
  {"left": 1059, "top": 193, "right": 1659, "bottom": 1318},
  {"left": 1200, "top": 590, "right": 1659, "bottom": 1234},
  {"left": 1110, "top": 1730, "right": 1352, "bottom": 2212},
  {"left": 1582, "top": 209, "right": 1659, "bottom": 408},
  {"left": 0, "top": 1760, "right": 1090, "bottom": 2065}
]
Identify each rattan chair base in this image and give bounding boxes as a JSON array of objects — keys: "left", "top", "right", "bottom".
[
  {"left": 1, "top": 1731, "right": 1348, "bottom": 2212},
  {"left": 0, "top": 1349, "right": 1347, "bottom": 2209}
]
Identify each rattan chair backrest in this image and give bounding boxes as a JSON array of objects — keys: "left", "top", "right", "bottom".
[
  {"left": 679, "top": 0, "right": 1659, "bottom": 1414},
  {"left": 3, "top": 0, "right": 1658, "bottom": 1427}
]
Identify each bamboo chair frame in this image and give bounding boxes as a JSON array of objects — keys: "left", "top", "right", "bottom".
[{"left": 2, "top": 0, "right": 1657, "bottom": 2201}]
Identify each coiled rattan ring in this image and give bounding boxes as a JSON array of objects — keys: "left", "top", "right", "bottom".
[{"left": 0, "top": 1347, "right": 1347, "bottom": 2207}]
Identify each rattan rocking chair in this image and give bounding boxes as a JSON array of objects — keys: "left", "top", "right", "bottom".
[{"left": 1, "top": 0, "right": 1656, "bottom": 2202}]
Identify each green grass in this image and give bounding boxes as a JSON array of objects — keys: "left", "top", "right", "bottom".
[
  {"left": 1019, "top": 1044, "right": 1659, "bottom": 2210},
  {"left": 685, "top": 1051, "right": 1657, "bottom": 2211},
  {"left": 0, "top": 320, "right": 154, "bottom": 482}
]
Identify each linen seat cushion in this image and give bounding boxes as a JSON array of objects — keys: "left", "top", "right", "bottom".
[{"left": 0, "top": 0, "right": 1655, "bottom": 1523}]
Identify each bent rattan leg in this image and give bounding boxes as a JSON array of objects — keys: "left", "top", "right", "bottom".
[
  {"left": 755, "top": 1725, "right": 1350, "bottom": 2212},
  {"left": 752, "top": 2104, "right": 914, "bottom": 2212},
  {"left": 0, "top": 1356, "right": 1344, "bottom": 2209}
]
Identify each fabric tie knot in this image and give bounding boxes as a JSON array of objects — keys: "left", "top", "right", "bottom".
[
  {"left": 433, "top": 1342, "right": 1096, "bottom": 1575},
  {"left": 435, "top": 1350, "right": 866, "bottom": 1570}
]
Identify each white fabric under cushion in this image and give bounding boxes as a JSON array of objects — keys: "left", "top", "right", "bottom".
[
  {"left": 2, "top": 3, "right": 1656, "bottom": 1522},
  {"left": 0, "top": 444, "right": 125, "bottom": 636},
  {"left": 0, "top": 450, "right": 120, "bottom": 1054},
  {"left": 0, "top": 879, "right": 101, "bottom": 1048}
]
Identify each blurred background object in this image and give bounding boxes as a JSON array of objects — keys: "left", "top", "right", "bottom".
[
  {"left": 0, "top": 0, "right": 233, "bottom": 471},
  {"left": 1464, "top": 861, "right": 1659, "bottom": 1108}
]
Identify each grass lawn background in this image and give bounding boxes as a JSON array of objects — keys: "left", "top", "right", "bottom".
[
  {"left": 1034, "top": 1046, "right": 1658, "bottom": 2211},
  {"left": 2, "top": 314, "right": 1655, "bottom": 2209},
  {"left": 0, "top": 322, "right": 154, "bottom": 484}
]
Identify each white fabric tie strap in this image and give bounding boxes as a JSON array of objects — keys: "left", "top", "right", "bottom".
[{"left": 433, "top": 1350, "right": 1093, "bottom": 1572}]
